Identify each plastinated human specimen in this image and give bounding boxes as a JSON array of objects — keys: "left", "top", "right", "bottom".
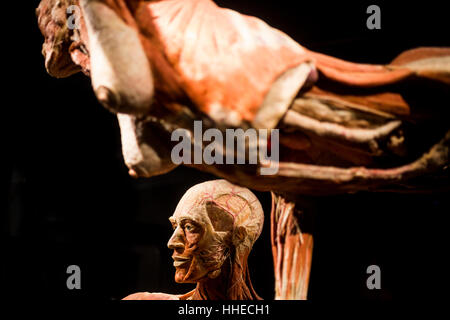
[{"left": 36, "top": 0, "right": 450, "bottom": 299}]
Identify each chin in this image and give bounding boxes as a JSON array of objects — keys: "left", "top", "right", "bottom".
[
  {"left": 174, "top": 268, "right": 206, "bottom": 283},
  {"left": 174, "top": 269, "right": 193, "bottom": 283}
]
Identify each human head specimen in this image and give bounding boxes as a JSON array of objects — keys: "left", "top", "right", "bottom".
[
  {"left": 168, "top": 179, "right": 264, "bottom": 300},
  {"left": 123, "top": 179, "right": 264, "bottom": 300}
]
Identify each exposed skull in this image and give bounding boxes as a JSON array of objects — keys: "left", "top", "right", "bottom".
[{"left": 167, "top": 180, "right": 264, "bottom": 284}]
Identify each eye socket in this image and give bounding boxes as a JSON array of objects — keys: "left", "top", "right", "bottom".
[{"left": 184, "top": 223, "right": 196, "bottom": 233}]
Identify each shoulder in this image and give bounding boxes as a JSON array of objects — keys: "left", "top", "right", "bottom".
[{"left": 122, "top": 292, "right": 180, "bottom": 300}]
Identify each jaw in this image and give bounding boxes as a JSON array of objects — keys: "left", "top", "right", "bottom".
[
  {"left": 174, "top": 257, "right": 210, "bottom": 284},
  {"left": 174, "top": 266, "right": 196, "bottom": 284}
]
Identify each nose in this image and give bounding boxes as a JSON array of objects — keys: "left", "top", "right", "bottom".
[{"left": 167, "top": 227, "right": 185, "bottom": 251}]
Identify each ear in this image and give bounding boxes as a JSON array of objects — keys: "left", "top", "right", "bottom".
[
  {"left": 205, "top": 201, "right": 234, "bottom": 232},
  {"left": 232, "top": 226, "right": 247, "bottom": 247}
]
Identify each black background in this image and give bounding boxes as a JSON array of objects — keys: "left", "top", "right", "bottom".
[{"left": 2, "top": 0, "right": 449, "bottom": 302}]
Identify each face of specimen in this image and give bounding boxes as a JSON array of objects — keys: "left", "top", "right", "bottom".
[{"left": 167, "top": 199, "right": 234, "bottom": 283}]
